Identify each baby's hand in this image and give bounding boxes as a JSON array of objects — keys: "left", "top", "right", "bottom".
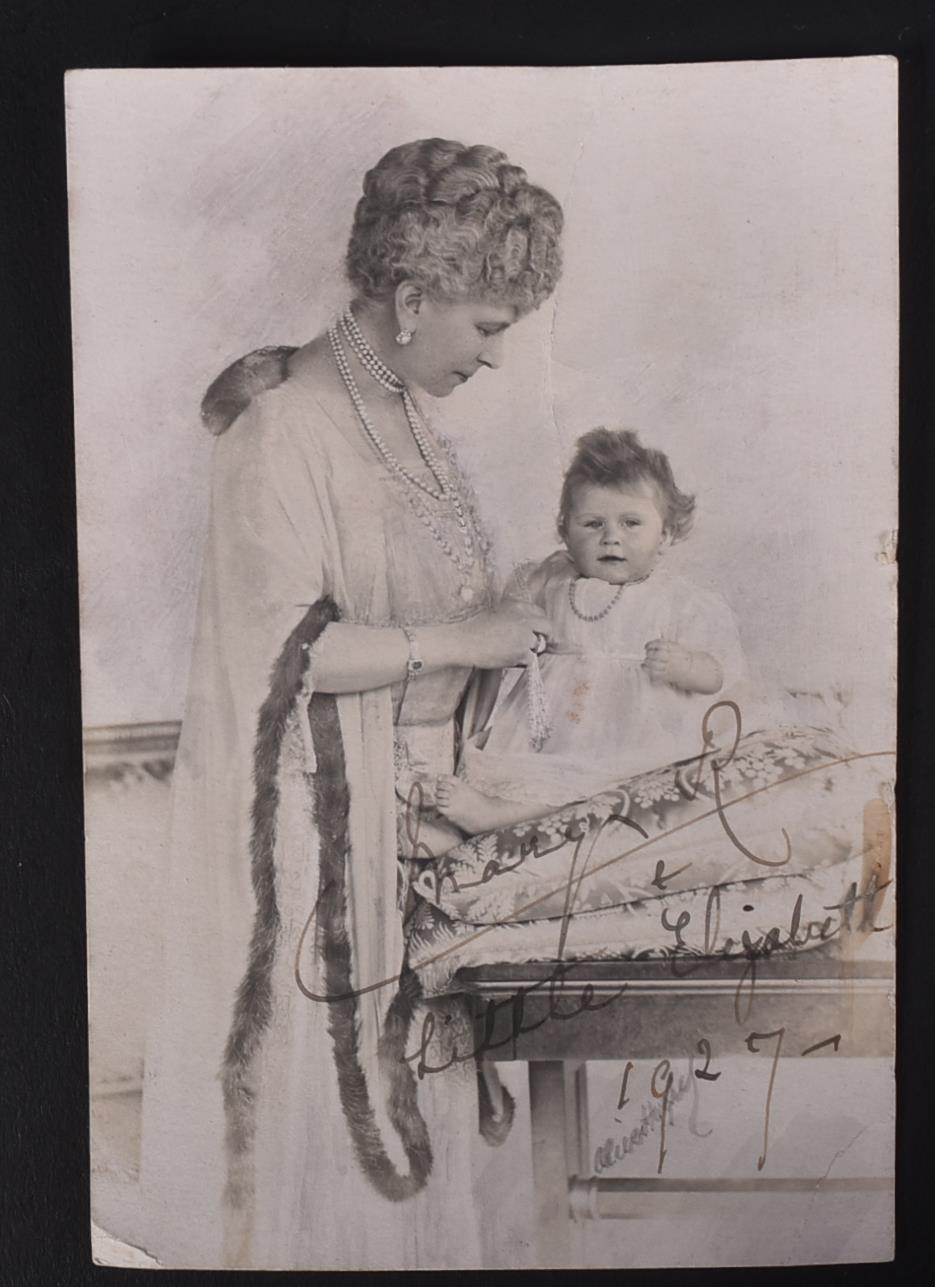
[
  {"left": 643, "top": 639, "right": 694, "bottom": 687},
  {"left": 643, "top": 640, "right": 723, "bottom": 694}
]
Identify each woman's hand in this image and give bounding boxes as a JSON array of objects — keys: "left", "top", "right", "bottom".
[{"left": 457, "top": 601, "right": 554, "bottom": 669}]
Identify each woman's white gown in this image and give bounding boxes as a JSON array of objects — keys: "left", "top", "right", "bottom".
[{"left": 139, "top": 372, "right": 497, "bottom": 1269}]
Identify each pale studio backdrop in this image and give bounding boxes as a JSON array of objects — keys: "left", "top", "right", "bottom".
[
  {"left": 71, "top": 64, "right": 897, "bottom": 1264},
  {"left": 68, "top": 61, "right": 897, "bottom": 746}
]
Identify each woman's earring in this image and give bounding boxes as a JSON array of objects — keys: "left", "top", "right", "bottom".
[{"left": 395, "top": 329, "right": 414, "bottom": 346}]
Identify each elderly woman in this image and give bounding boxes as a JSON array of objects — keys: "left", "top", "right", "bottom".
[{"left": 139, "top": 139, "right": 563, "bottom": 1270}]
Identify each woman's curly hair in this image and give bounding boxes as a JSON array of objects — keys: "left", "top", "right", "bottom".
[
  {"left": 345, "top": 138, "right": 563, "bottom": 314},
  {"left": 558, "top": 428, "right": 696, "bottom": 543}
]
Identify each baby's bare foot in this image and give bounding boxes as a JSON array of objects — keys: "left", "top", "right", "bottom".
[{"left": 435, "top": 775, "right": 502, "bottom": 836}]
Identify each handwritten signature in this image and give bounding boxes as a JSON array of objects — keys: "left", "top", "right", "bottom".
[
  {"left": 593, "top": 1067, "right": 693, "bottom": 1175},
  {"left": 295, "top": 700, "right": 893, "bottom": 1008},
  {"left": 293, "top": 697, "right": 893, "bottom": 1175}
]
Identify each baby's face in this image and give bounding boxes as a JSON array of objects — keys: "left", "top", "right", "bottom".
[{"left": 564, "top": 481, "right": 669, "bottom": 584}]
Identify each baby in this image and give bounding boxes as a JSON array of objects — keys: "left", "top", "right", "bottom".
[{"left": 436, "top": 428, "right": 748, "bottom": 835}]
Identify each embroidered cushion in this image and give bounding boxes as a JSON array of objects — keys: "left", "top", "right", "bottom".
[{"left": 410, "top": 726, "right": 885, "bottom": 924}]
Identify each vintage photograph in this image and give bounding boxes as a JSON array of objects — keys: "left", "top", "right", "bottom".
[{"left": 68, "top": 62, "right": 897, "bottom": 1269}]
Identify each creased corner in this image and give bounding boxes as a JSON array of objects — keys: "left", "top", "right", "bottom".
[{"left": 91, "top": 1221, "right": 163, "bottom": 1269}]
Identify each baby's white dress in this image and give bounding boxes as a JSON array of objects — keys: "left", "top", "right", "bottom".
[{"left": 461, "top": 551, "right": 749, "bottom": 808}]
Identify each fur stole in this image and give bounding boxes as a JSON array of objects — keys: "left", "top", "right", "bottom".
[
  {"left": 212, "top": 351, "right": 513, "bottom": 1210},
  {"left": 201, "top": 346, "right": 297, "bottom": 436},
  {"left": 220, "top": 594, "right": 435, "bottom": 1207}
]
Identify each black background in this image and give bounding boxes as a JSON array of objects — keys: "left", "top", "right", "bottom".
[{"left": 1, "top": 2, "right": 932, "bottom": 1284}]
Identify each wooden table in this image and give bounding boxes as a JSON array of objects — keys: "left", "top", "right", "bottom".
[{"left": 460, "top": 952, "right": 894, "bottom": 1267}]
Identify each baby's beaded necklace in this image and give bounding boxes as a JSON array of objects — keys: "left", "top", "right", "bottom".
[{"left": 567, "top": 571, "right": 650, "bottom": 622}]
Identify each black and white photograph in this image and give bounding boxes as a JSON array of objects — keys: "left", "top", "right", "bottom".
[{"left": 67, "top": 62, "right": 897, "bottom": 1270}]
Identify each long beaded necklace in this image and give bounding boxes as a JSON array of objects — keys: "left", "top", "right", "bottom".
[
  {"left": 328, "top": 310, "right": 480, "bottom": 603},
  {"left": 525, "top": 653, "right": 552, "bottom": 751},
  {"left": 335, "top": 310, "right": 448, "bottom": 500}
]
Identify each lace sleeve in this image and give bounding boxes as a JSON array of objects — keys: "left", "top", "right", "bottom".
[
  {"left": 504, "top": 550, "right": 571, "bottom": 606},
  {"left": 503, "top": 559, "right": 539, "bottom": 603}
]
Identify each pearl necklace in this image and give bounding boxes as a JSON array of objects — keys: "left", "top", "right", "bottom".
[
  {"left": 328, "top": 312, "right": 481, "bottom": 602},
  {"left": 340, "top": 308, "right": 405, "bottom": 392},
  {"left": 330, "top": 315, "right": 449, "bottom": 501},
  {"left": 568, "top": 576, "right": 637, "bottom": 622}
]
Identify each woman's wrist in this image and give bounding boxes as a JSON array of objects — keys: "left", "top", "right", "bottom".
[
  {"left": 310, "top": 620, "right": 463, "bottom": 693},
  {"left": 399, "top": 625, "right": 424, "bottom": 679},
  {"left": 414, "top": 621, "right": 470, "bottom": 671}
]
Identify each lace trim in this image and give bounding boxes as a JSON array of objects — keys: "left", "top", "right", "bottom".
[
  {"left": 296, "top": 640, "right": 321, "bottom": 773},
  {"left": 505, "top": 560, "right": 536, "bottom": 602}
]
